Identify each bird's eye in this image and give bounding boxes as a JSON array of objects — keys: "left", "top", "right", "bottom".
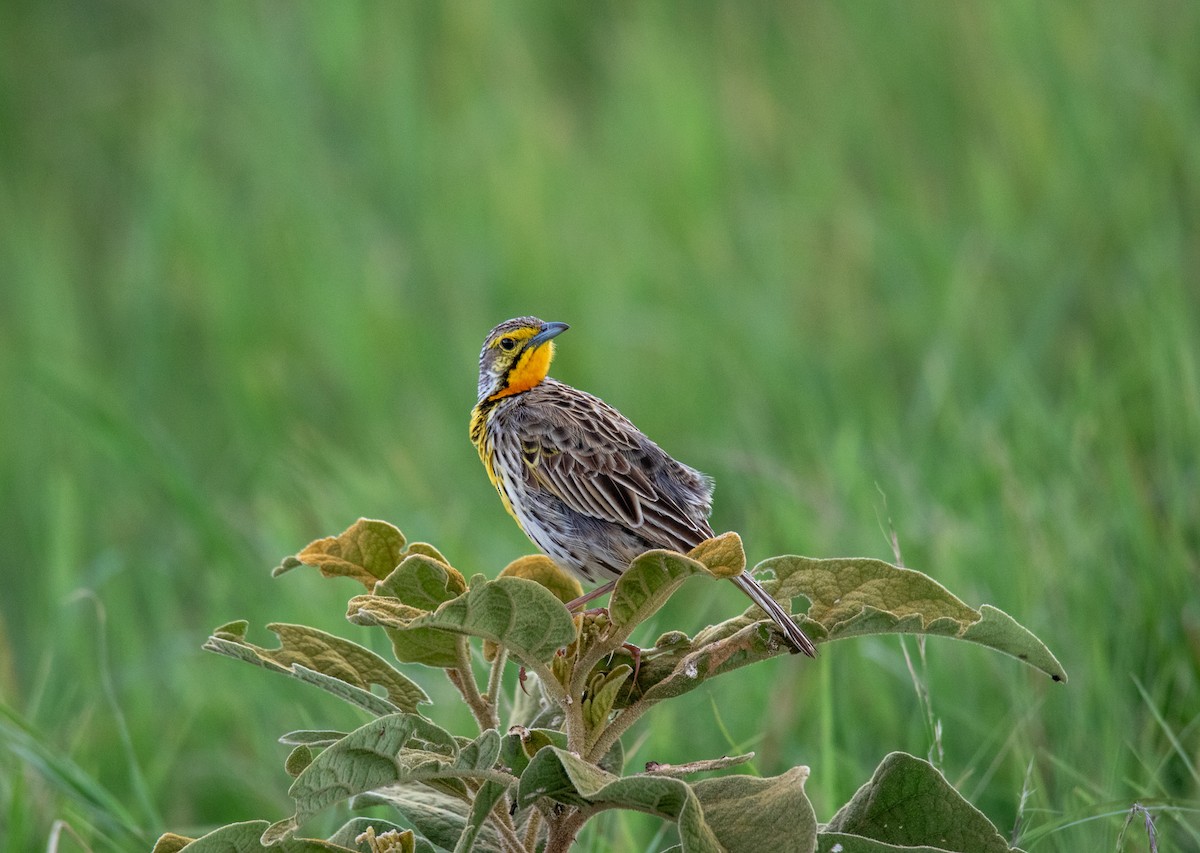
[{"left": 499, "top": 337, "right": 517, "bottom": 351}]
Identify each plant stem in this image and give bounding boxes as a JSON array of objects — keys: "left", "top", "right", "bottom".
[
  {"left": 459, "top": 768, "right": 521, "bottom": 788},
  {"left": 564, "top": 685, "right": 587, "bottom": 754},
  {"left": 525, "top": 659, "right": 567, "bottom": 707},
  {"left": 488, "top": 807, "right": 526, "bottom": 853},
  {"left": 486, "top": 646, "right": 509, "bottom": 723},
  {"left": 449, "top": 636, "right": 495, "bottom": 733},
  {"left": 483, "top": 773, "right": 524, "bottom": 853},
  {"left": 544, "top": 807, "right": 590, "bottom": 853},
  {"left": 586, "top": 695, "right": 657, "bottom": 764},
  {"left": 563, "top": 624, "right": 642, "bottom": 753}
]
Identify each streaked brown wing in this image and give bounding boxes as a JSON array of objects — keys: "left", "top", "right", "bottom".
[{"left": 505, "top": 381, "right": 713, "bottom": 551}]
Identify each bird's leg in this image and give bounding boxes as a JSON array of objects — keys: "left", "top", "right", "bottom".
[{"left": 566, "top": 580, "right": 617, "bottom": 611}]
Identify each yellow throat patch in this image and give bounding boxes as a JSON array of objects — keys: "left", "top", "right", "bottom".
[{"left": 491, "top": 341, "right": 554, "bottom": 400}]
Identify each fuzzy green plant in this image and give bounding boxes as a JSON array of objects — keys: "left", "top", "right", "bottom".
[{"left": 153, "top": 518, "right": 1065, "bottom": 853}]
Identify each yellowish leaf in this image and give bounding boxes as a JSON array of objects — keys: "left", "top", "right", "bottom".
[{"left": 687, "top": 532, "right": 747, "bottom": 579}]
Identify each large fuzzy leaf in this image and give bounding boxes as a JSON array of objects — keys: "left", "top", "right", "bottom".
[
  {"left": 404, "top": 576, "right": 578, "bottom": 665},
  {"left": 763, "top": 556, "right": 1065, "bottom": 681},
  {"left": 693, "top": 768, "right": 816, "bottom": 853},
  {"left": 345, "top": 596, "right": 461, "bottom": 669},
  {"left": 608, "top": 550, "right": 723, "bottom": 631},
  {"left": 355, "top": 785, "right": 505, "bottom": 853},
  {"left": 274, "top": 518, "right": 408, "bottom": 588},
  {"left": 629, "top": 556, "right": 1065, "bottom": 706},
  {"left": 152, "top": 820, "right": 351, "bottom": 852},
  {"left": 202, "top": 621, "right": 429, "bottom": 714},
  {"left": 375, "top": 554, "right": 468, "bottom": 610},
  {"left": 823, "top": 752, "right": 1020, "bottom": 853},
  {"left": 264, "top": 714, "right": 472, "bottom": 843},
  {"left": 516, "top": 747, "right": 723, "bottom": 852}
]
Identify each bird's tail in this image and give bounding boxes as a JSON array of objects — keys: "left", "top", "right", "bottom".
[{"left": 729, "top": 572, "right": 817, "bottom": 657}]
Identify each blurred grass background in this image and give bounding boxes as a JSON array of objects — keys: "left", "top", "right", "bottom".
[{"left": 2, "top": 1, "right": 1198, "bottom": 849}]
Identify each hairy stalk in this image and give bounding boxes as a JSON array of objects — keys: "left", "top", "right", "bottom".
[
  {"left": 521, "top": 810, "right": 543, "bottom": 851},
  {"left": 487, "top": 806, "right": 526, "bottom": 853},
  {"left": 564, "top": 685, "right": 588, "bottom": 754},
  {"left": 449, "top": 637, "right": 494, "bottom": 733},
  {"left": 486, "top": 646, "right": 509, "bottom": 721},
  {"left": 563, "top": 623, "right": 642, "bottom": 753},
  {"left": 525, "top": 659, "right": 567, "bottom": 708},
  {"left": 448, "top": 768, "right": 521, "bottom": 788},
  {"left": 544, "top": 807, "right": 591, "bottom": 853},
  {"left": 479, "top": 646, "right": 521, "bottom": 844},
  {"left": 470, "top": 779, "right": 523, "bottom": 852}
]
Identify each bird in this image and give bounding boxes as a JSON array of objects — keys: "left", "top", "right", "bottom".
[{"left": 469, "top": 316, "right": 817, "bottom": 657}]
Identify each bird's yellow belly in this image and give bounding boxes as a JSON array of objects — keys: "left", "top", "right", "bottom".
[{"left": 471, "top": 406, "right": 520, "bottom": 523}]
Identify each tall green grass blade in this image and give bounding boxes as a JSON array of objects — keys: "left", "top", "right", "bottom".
[{"left": 0, "top": 703, "right": 144, "bottom": 846}]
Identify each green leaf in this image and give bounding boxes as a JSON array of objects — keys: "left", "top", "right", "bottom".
[
  {"left": 347, "top": 548, "right": 474, "bottom": 668},
  {"left": 346, "top": 595, "right": 462, "bottom": 669},
  {"left": 486, "top": 554, "right": 585, "bottom": 663},
  {"left": 157, "top": 820, "right": 351, "bottom": 852},
  {"left": 583, "top": 664, "right": 633, "bottom": 736},
  {"left": 692, "top": 768, "right": 816, "bottom": 853},
  {"left": 403, "top": 541, "right": 452, "bottom": 567},
  {"left": 292, "top": 665, "right": 408, "bottom": 717},
  {"left": 275, "top": 518, "right": 407, "bottom": 588},
  {"left": 277, "top": 714, "right": 461, "bottom": 835},
  {"left": 405, "top": 576, "right": 577, "bottom": 665},
  {"left": 452, "top": 779, "right": 508, "bottom": 853},
  {"left": 386, "top": 626, "right": 464, "bottom": 669},
  {"left": 376, "top": 554, "right": 468, "bottom": 611},
  {"left": 499, "top": 727, "right": 566, "bottom": 778},
  {"left": 826, "top": 752, "right": 1016, "bottom": 853},
  {"left": 202, "top": 622, "right": 430, "bottom": 712},
  {"left": 765, "top": 556, "right": 1066, "bottom": 681},
  {"left": 517, "top": 745, "right": 611, "bottom": 809},
  {"left": 204, "top": 633, "right": 400, "bottom": 716},
  {"left": 280, "top": 730, "right": 349, "bottom": 747},
  {"left": 961, "top": 605, "right": 1066, "bottom": 683},
  {"left": 631, "top": 554, "right": 1068, "bottom": 704},
  {"left": 766, "top": 555, "right": 976, "bottom": 625},
  {"left": 816, "top": 835, "right": 969, "bottom": 853},
  {"left": 516, "top": 747, "right": 722, "bottom": 853},
  {"left": 608, "top": 550, "right": 716, "bottom": 630},
  {"left": 286, "top": 744, "right": 315, "bottom": 777},
  {"left": 457, "top": 729, "right": 502, "bottom": 771},
  {"left": 498, "top": 729, "right": 531, "bottom": 777},
  {"left": 355, "top": 786, "right": 503, "bottom": 853}
]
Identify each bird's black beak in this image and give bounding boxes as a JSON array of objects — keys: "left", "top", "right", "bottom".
[{"left": 529, "top": 321, "right": 569, "bottom": 348}]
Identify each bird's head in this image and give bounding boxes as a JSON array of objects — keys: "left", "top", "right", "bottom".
[{"left": 477, "top": 316, "right": 570, "bottom": 402}]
